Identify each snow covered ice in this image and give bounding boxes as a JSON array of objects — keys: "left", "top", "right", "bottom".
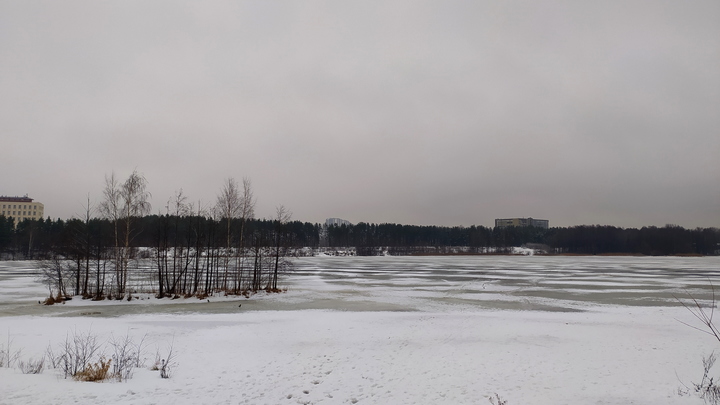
[{"left": 1, "top": 256, "right": 720, "bottom": 404}]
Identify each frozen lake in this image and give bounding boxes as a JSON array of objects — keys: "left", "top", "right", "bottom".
[
  {"left": 3, "top": 255, "right": 719, "bottom": 316},
  {"left": 5, "top": 256, "right": 720, "bottom": 316},
  {"left": 287, "top": 255, "right": 720, "bottom": 311},
  {"left": 1, "top": 256, "right": 719, "bottom": 404}
]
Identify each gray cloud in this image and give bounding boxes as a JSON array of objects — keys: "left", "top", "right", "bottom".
[{"left": 1, "top": 0, "right": 718, "bottom": 228}]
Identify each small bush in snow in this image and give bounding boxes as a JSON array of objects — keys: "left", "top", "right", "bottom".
[
  {"left": 677, "top": 284, "right": 720, "bottom": 405},
  {"left": 0, "top": 336, "right": 22, "bottom": 368},
  {"left": 19, "top": 357, "right": 45, "bottom": 374},
  {"left": 41, "top": 329, "right": 174, "bottom": 382},
  {"left": 159, "top": 340, "right": 177, "bottom": 379},
  {"left": 55, "top": 328, "right": 103, "bottom": 379},
  {"left": 488, "top": 393, "right": 508, "bottom": 405},
  {"left": 691, "top": 353, "right": 720, "bottom": 404},
  {"left": 150, "top": 350, "right": 161, "bottom": 371},
  {"left": 148, "top": 337, "right": 178, "bottom": 378},
  {"left": 109, "top": 332, "right": 149, "bottom": 381}
]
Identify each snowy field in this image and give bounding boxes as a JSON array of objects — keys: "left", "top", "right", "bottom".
[{"left": 2, "top": 256, "right": 720, "bottom": 405}]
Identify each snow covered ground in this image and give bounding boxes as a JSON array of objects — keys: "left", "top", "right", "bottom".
[{"left": 1, "top": 256, "right": 720, "bottom": 404}]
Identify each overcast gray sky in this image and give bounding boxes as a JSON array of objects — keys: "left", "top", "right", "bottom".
[{"left": 1, "top": 0, "right": 718, "bottom": 228}]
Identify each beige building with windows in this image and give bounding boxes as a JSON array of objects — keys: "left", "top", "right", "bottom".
[{"left": 1, "top": 195, "right": 45, "bottom": 226}]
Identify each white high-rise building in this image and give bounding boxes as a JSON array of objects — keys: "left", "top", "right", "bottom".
[{"left": 325, "top": 218, "right": 352, "bottom": 227}]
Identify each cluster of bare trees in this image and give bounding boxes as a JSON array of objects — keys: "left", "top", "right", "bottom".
[
  {"left": 151, "top": 178, "right": 293, "bottom": 298},
  {"left": 39, "top": 171, "right": 295, "bottom": 301}
]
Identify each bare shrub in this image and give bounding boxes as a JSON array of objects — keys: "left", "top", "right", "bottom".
[
  {"left": 109, "top": 332, "right": 148, "bottom": 381},
  {"left": 0, "top": 335, "right": 22, "bottom": 368},
  {"left": 54, "top": 328, "right": 103, "bottom": 379},
  {"left": 19, "top": 357, "right": 45, "bottom": 374},
  {"left": 45, "top": 344, "right": 57, "bottom": 368},
  {"left": 109, "top": 333, "right": 134, "bottom": 381},
  {"left": 133, "top": 333, "right": 150, "bottom": 368},
  {"left": 693, "top": 353, "right": 720, "bottom": 404},
  {"left": 677, "top": 282, "right": 720, "bottom": 404},
  {"left": 43, "top": 329, "right": 170, "bottom": 382},
  {"left": 150, "top": 349, "right": 161, "bottom": 371},
  {"left": 159, "top": 338, "right": 177, "bottom": 379},
  {"left": 488, "top": 393, "right": 508, "bottom": 405}
]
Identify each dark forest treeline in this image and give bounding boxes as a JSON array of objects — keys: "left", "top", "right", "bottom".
[
  {"left": 2, "top": 216, "right": 718, "bottom": 258},
  {"left": 326, "top": 222, "right": 720, "bottom": 256},
  {"left": 1, "top": 213, "right": 309, "bottom": 300},
  {"left": 0, "top": 215, "right": 320, "bottom": 260}
]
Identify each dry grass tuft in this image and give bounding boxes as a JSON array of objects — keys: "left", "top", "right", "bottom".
[{"left": 74, "top": 357, "right": 111, "bottom": 382}]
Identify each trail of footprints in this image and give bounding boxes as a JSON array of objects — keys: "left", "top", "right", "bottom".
[
  {"left": 283, "top": 352, "right": 372, "bottom": 404},
  {"left": 283, "top": 348, "right": 412, "bottom": 405}
]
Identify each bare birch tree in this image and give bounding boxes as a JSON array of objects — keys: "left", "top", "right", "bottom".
[
  {"left": 100, "top": 173, "right": 121, "bottom": 297},
  {"left": 270, "top": 205, "right": 292, "bottom": 291},
  {"left": 76, "top": 195, "right": 93, "bottom": 296},
  {"left": 216, "top": 178, "right": 241, "bottom": 291},
  {"left": 100, "top": 170, "right": 151, "bottom": 297},
  {"left": 236, "top": 177, "right": 255, "bottom": 292},
  {"left": 169, "top": 189, "right": 191, "bottom": 295},
  {"left": 191, "top": 200, "right": 209, "bottom": 295}
]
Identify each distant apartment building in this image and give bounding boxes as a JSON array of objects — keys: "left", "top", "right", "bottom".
[
  {"left": 495, "top": 217, "right": 549, "bottom": 229},
  {"left": 0, "top": 195, "right": 45, "bottom": 226},
  {"left": 325, "top": 218, "right": 352, "bottom": 227}
]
